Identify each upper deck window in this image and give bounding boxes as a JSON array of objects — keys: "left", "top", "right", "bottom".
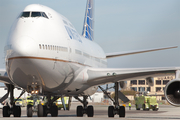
[
  {"left": 20, "top": 12, "right": 30, "bottom": 18},
  {"left": 31, "top": 12, "right": 48, "bottom": 19}
]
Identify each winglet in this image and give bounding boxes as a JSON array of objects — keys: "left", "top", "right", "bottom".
[{"left": 82, "top": 0, "right": 94, "bottom": 41}]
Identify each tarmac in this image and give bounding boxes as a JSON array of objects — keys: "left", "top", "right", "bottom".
[{"left": 0, "top": 102, "right": 180, "bottom": 120}]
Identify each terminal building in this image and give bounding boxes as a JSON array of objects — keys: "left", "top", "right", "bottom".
[{"left": 127, "top": 75, "right": 175, "bottom": 101}]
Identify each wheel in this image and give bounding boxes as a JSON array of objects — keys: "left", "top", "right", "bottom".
[
  {"left": 43, "top": 105, "right": 47, "bottom": 117},
  {"left": 119, "top": 106, "right": 125, "bottom": 117},
  {"left": 50, "top": 105, "right": 58, "bottom": 117},
  {"left": 153, "top": 108, "right": 159, "bottom": 111},
  {"left": 13, "top": 106, "right": 21, "bottom": 117},
  {"left": 3, "top": 106, "right": 10, "bottom": 117},
  {"left": 77, "top": 105, "right": 83, "bottom": 117},
  {"left": 27, "top": 105, "right": 33, "bottom": 117},
  {"left": 108, "top": 106, "right": 114, "bottom": 117},
  {"left": 37, "top": 104, "right": 43, "bottom": 117},
  {"left": 143, "top": 104, "right": 145, "bottom": 110},
  {"left": 87, "top": 105, "right": 94, "bottom": 117},
  {"left": 136, "top": 104, "right": 140, "bottom": 110}
]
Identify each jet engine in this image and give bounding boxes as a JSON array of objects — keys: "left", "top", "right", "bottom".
[
  {"left": 119, "top": 81, "right": 127, "bottom": 89},
  {"left": 164, "top": 79, "right": 180, "bottom": 106}
]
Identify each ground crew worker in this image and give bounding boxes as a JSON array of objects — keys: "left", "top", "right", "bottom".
[{"left": 129, "top": 102, "right": 131, "bottom": 110}]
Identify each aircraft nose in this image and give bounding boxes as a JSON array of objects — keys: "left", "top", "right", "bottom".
[{"left": 12, "top": 36, "right": 37, "bottom": 57}]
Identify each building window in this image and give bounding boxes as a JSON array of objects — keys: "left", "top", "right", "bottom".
[
  {"left": 147, "top": 87, "right": 151, "bottom": 92},
  {"left": 163, "top": 87, "right": 165, "bottom": 91},
  {"left": 156, "top": 80, "right": 161, "bottom": 85},
  {"left": 163, "top": 80, "right": 170, "bottom": 85},
  {"left": 138, "top": 87, "right": 145, "bottom": 92},
  {"left": 162, "top": 97, "right": 166, "bottom": 100},
  {"left": 42, "top": 44, "right": 44, "bottom": 49},
  {"left": 45, "top": 45, "right": 47, "bottom": 49},
  {"left": 131, "top": 87, "right": 137, "bottom": 91},
  {"left": 138, "top": 80, "right": 145, "bottom": 85},
  {"left": 156, "top": 87, "right": 162, "bottom": 92},
  {"left": 131, "top": 80, "right": 137, "bottom": 85}
]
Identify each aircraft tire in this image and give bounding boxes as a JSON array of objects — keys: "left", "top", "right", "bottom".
[
  {"left": 108, "top": 106, "right": 114, "bottom": 117},
  {"left": 77, "top": 105, "right": 83, "bottom": 117},
  {"left": 43, "top": 105, "right": 47, "bottom": 117},
  {"left": 143, "top": 104, "right": 145, "bottom": 110},
  {"left": 13, "top": 106, "right": 21, "bottom": 117},
  {"left": 37, "top": 104, "right": 43, "bottom": 117},
  {"left": 3, "top": 106, "right": 10, "bottom": 117},
  {"left": 153, "top": 108, "right": 158, "bottom": 111},
  {"left": 50, "top": 105, "right": 58, "bottom": 117},
  {"left": 119, "top": 106, "right": 125, "bottom": 117},
  {"left": 27, "top": 105, "right": 33, "bottom": 117},
  {"left": 87, "top": 105, "right": 94, "bottom": 117}
]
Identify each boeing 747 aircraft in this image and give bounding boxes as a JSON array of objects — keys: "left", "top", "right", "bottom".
[{"left": 0, "top": 0, "right": 180, "bottom": 118}]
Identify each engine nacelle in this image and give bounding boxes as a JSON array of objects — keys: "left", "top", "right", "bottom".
[
  {"left": 119, "top": 81, "right": 127, "bottom": 89},
  {"left": 164, "top": 79, "right": 180, "bottom": 107},
  {"left": 146, "top": 77, "right": 154, "bottom": 86}
]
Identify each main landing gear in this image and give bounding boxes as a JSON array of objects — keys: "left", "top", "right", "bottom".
[
  {"left": 74, "top": 96, "right": 94, "bottom": 117},
  {"left": 27, "top": 95, "right": 59, "bottom": 117},
  {"left": 99, "top": 82, "right": 126, "bottom": 118},
  {"left": 2, "top": 84, "right": 25, "bottom": 117}
]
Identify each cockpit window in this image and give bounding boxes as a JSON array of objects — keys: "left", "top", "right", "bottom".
[
  {"left": 31, "top": 12, "right": 41, "bottom": 17},
  {"left": 31, "top": 12, "right": 48, "bottom": 19},
  {"left": 42, "top": 12, "right": 48, "bottom": 19},
  {"left": 19, "top": 11, "right": 48, "bottom": 19},
  {"left": 21, "top": 12, "right": 30, "bottom": 18}
]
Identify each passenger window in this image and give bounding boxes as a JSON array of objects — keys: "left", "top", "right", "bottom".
[
  {"left": 21, "top": 12, "right": 30, "bottom": 18},
  {"left": 39, "top": 44, "right": 41, "bottom": 49}
]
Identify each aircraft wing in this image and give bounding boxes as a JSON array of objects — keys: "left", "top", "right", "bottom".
[
  {"left": 106, "top": 46, "right": 177, "bottom": 58},
  {"left": 86, "top": 67, "right": 180, "bottom": 86}
]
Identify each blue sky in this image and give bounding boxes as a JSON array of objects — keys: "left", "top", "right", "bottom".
[{"left": 0, "top": 0, "right": 180, "bottom": 69}]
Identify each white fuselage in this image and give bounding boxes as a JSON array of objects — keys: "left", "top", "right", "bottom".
[{"left": 5, "top": 4, "right": 107, "bottom": 96}]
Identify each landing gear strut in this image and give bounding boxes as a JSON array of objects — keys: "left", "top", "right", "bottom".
[
  {"left": 3, "top": 84, "right": 25, "bottom": 117},
  {"left": 99, "top": 82, "right": 125, "bottom": 118},
  {"left": 74, "top": 96, "right": 94, "bottom": 117}
]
